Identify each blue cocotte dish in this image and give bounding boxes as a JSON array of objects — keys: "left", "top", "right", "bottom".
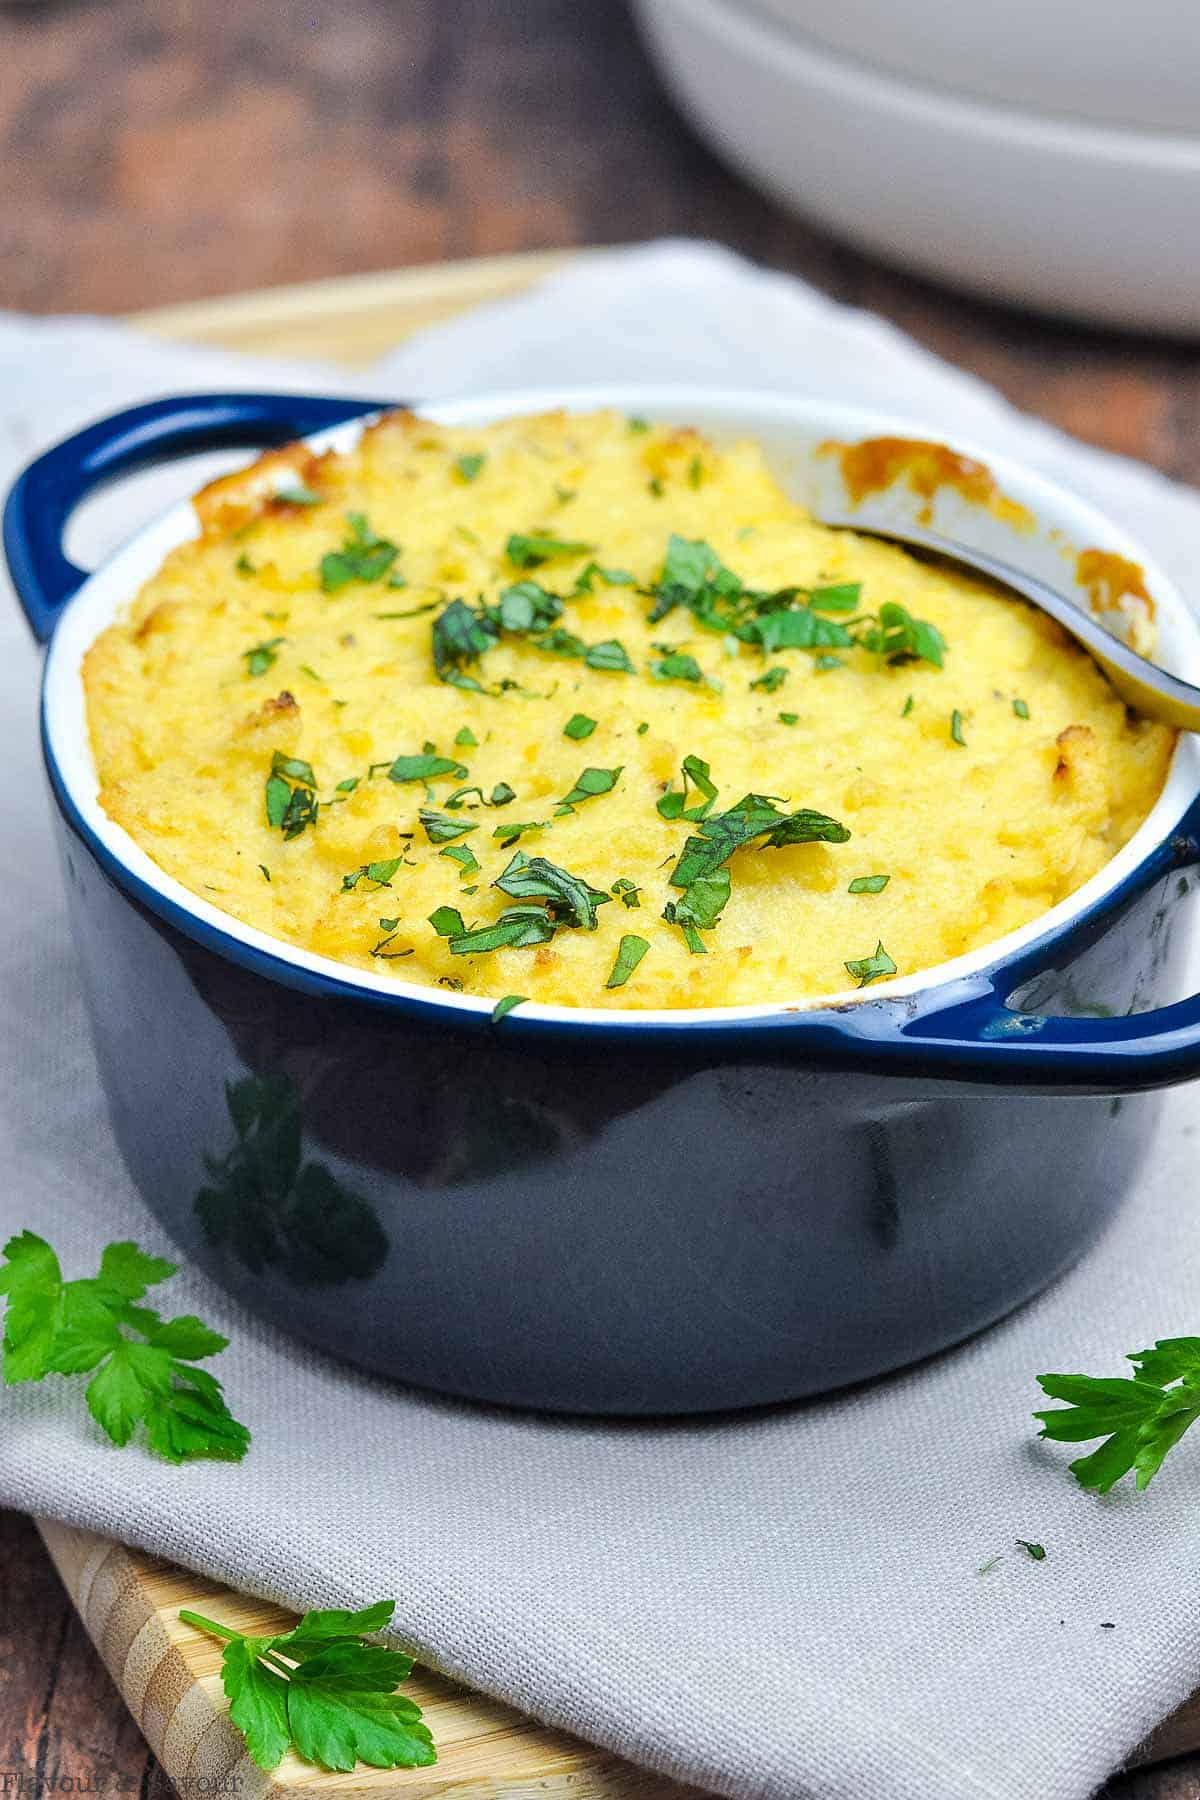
[{"left": 8, "top": 387, "right": 1200, "bottom": 1415}]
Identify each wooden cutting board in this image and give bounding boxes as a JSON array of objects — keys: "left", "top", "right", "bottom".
[{"left": 24, "top": 251, "right": 1187, "bottom": 1796}]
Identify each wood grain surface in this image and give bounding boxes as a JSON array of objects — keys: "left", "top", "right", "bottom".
[{"left": 5, "top": 2, "right": 1200, "bottom": 1797}]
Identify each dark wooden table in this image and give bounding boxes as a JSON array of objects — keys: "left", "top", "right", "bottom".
[{"left": 3, "top": 2, "right": 1199, "bottom": 1795}]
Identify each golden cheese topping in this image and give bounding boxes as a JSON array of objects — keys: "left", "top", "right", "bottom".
[{"left": 83, "top": 409, "right": 1174, "bottom": 1010}]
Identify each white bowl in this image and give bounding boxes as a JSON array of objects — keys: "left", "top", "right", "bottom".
[
  {"left": 633, "top": 0, "right": 1200, "bottom": 333},
  {"left": 740, "top": 0, "right": 1200, "bottom": 132}
]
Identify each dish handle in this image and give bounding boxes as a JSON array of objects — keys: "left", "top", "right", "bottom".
[
  {"left": 3, "top": 392, "right": 391, "bottom": 642},
  {"left": 831, "top": 806, "right": 1200, "bottom": 1091}
]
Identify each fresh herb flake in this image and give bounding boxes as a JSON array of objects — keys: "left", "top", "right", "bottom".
[
  {"left": 505, "top": 532, "right": 593, "bottom": 570},
  {"left": 320, "top": 513, "right": 399, "bottom": 593},
  {"left": 492, "top": 994, "right": 527, "bottom": 1023},
  {"left": 843, "top": 941, "right": 897, "bottom": 987},
  {"left": 606, "top": 935, "right": 650, "bottom": 990},
  {"left": 564, "top": 713, "right": 598, "bottom": 741},
  {"left": 848, "top": 874, "right": 890, "bottom": 894},
  {"left": 455, "top": 452, "right": 486, "bottom": 483}
]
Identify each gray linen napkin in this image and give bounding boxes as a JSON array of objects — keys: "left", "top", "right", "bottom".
[{"left": 4, "top": 242, "right": 1200, "bottom": 1800}]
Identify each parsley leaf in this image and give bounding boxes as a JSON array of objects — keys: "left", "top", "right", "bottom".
[
  {"left": 564, "top": 713, "right": 597, "bottom": 740},
  {"left": 178, "top": 1602, "right": 435, "bottom": 1773},
  {"left": 556, "top": 766, "right": 622, "bottom": 813},
  {"left": 750, "top": 666, "right": 788, "bottom": 694},
  {"left": 265, "top": 752, "right": 319, "bottom": 840},
  {"left": 506, "top": 532, "right": 593, "bottom": 569},
  {"left": 455, "top": 452, "right": 486, "bottom": 482},
  {"left": 276, "top": 484, "right": 323, "bottom": 507},
  {"left": 1016, "top": 1540, "right": 1047, "bottom": 1561},
  {"left": 1013, "top": 697, "right": 1031, "bottom": 719},
  {"left": 843, "top": 941, "right": 897, "bottom": 987},
  {"left": 431, "top": 599, "right": 499, "bottom": 691},
  {"left": 492, "top": 995, "right": 527, "bottom": 1023},
  {"left": 857, "top": 601, "right": 946, "bottom": 668},
  {"left": 950, "top": 709, "right": 967, "bottom": 746},
  {"left": 572, "top": 563, "right": 635, "bottom": 595},
  {"left": 244, "top": 637, "right": 284, "bottom": 677},
  {"left": 606, "top": 934, "right": 649, "bottom": 990},
  {"left": 493, "top": 852, "right": 610, "bottom": 929},
  {"left": 341, "top": 858, "right": 403, "bottom": 892},
  {"left": 1035, "top": 1339, "right": 1200, "bottom": 1492},
  {"left": 0, "top": 1231, "right": 248, "bottom": 1462},
  {"left": 650, "top": 647, "right": 704, "bottom": 684},
  {"left": 656, "top": 755, "right": 718, "bottom": 823},
  {"left": 387, "top": 752, "right": 467, "bottom": 784},
  {"left": 419, "top": 809, "right": 479, "bottom": 845},
  {"left": 320, "top": 514, "right": 399, "bottom": 593},
  {"left": 848, "top": 874, "right": 890, "bottom": 894},
  {"left": 664, "top": 792, "right": 849, "bottom": 950},
  {"left": 584, "top": 639, "right": 635, "bottom": 673}
]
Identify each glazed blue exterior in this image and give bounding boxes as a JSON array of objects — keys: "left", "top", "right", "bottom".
[{"left": 12, "top": 393, "right": 1200, "bottom": 1413}]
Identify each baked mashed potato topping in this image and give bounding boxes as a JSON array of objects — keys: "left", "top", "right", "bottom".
[{"left": 84, "top": 409, "right": 1174, "bottom": 1010}]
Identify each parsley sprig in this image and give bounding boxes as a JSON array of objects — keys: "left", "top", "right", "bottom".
[
  {"left": 664, "top": 792, "right": 849, "bottom": 952},
  {"left": 178, "top": 1601, "right": 435, "bottom": 1773},
  {"left": 648, "top": 535, "right": 946, "bottom": 668},
  {"left": 0, "top": 1233, "right": 248, "bottom": 1463},
  {"left": 320, "top": 513, "right": 399, "bottom": 593},
  {"left": 1036, "top": 1339, "right": 1200, "bottom": 1492}
]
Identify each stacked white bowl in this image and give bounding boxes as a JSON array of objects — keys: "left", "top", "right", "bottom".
[{"left": 632, "top": 0, "right": 1200, "bottom": 332}]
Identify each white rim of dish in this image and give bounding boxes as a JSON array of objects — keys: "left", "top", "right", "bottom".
[{"left": 41, "top": 384, "right": 1200, "bottom": 1028}]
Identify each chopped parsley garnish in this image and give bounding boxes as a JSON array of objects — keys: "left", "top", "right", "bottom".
[
  {"left": 564, "top": 713, "right": 597, "bottom": 740},
  {"left": 455, "top": 727, "right": 479, "bottom": 747},
  {"left": 687, "top": 455, "right": 703, "bottom": 489},
  {"left": 0, "top": 1232, "right": 248, "bottom": 1464},
  {"left": 1035, "top": 1337, "right": 1200, "bottom": 1492},
  {"left": 374, "top": 600, "right": 438, "bottom": 619},
  {"left": 299, "top": 665, "right": 322, "bottom": 683},
  {"left": 573, "top": 562, "right": 635, "bottom": 594},
  {"left": 419, "top": 809, "right": 479, "bottom": 844},
  {"left": 275, "top": 484, "right": 324, "bottom": 506},
  {"left": 657, "top": 755, "right": 718, "bottom": 822},
  {"left": 611, "top": 878, "right": 641, "bottom": 909},
  {"left": 455, "top": 452, "right": 486, "bottom": 482},
  {"left": 809, "top": 582, "right": 862, "bottom": 612},
  {"left": 431, "top": 598, "right": 498, "bottom": 691},
  {"left": 1017, "top": 1540, "right": 1046, "bottom": 1561},
  {"left": 637, "top": 722, "right": 649, "bottom": 735},
  {"left": 627, "top": 416, "right": 650, "bottom": 433},
  {"left": 265, "top": 752, "right": 319, "bottom": 840},
  {"left": 902, "top": 694, "right": 914, "bottom": 717},
  {"left": 650, "top": 646, "right": 704, "bottom": 684},
  {"left": 859, "top": 602, "right": 946, "bottom": 668},
  {"left": 496, "top": 580, "right": 564, "bottom": 633},
  {"left": 778, "top": 711, "right": 798, "bottom": 725},
  {"left": 664, "top": 791, "right": 849, "bottom": 951},
  {"left": 493, "top": 852, "right": 609, "bottom": 929},
  {"left": 440, "top": 844, "right": 480, "bottom": 877},
  {"left": 950, "top": 709, "right": 967, "bottom": 746},
  {"left": 585, "top": 639, "right": 635, "bottom": 673},
  {"left": 1013, "top": 698, "right": 1030, "bottom": 719},
  {"left": 447, "top": 907, "right": 557, "bottom": 955},
  {"left": 386, "top": 752, "right": 467, "bottom": 784},
  {"left": 243, "top": 637, "right": 284, "bottom": 677},
  {"left": 336, "top": 777, "right": 360, "bottom": 793},
  {"left": 429, "top": 906, "right": 466, "bottom": 938},
  {"left": 259, "top": 865, "right": 271, "bottom": 882},
  {"left": 490, "top": 782, "right": 516, "bottom": 806},
  {"left": 493, "top": 819, "right": 547, "bottom": 847},
  {"left": 606, "top": 935, "right": 649, "bottom": 990},
  {"left": 176, "top": 1600, "right": 433, "bottom": 1773},
  {"left": 556, "top": 766, "right": 622, "bottom": 813},
  {"left": 320, "top": 513, "right": 399, "bottom": 593},
  {"left": 647, "top": 536, "right": 945, "bottom": 669},
  {"left": 844, "top": 941, "right": 897, "bottom": 987},
  {"left": 492, "top": 995, "right": 527, "bottom": 1022},
  {"left": 342, "top": 858, "right": 403, "bottom": 892},
  {"left": 814, "top": 654, "right": 844, "bottom": 672},
  {"left": 235, "top": 553, "right": 256, "bottom": 577},
  {"left": 505, "top": 532, "right": 593, "bottom": 569},
  {"left": 648, "top": 478, "right": 664, "bottom": 498},
  {"left": 750, "top": 666, "right": 787, "bottom": 694},
  {"left": 848, "top": 874, "right": 890, "bottom": 894}
]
